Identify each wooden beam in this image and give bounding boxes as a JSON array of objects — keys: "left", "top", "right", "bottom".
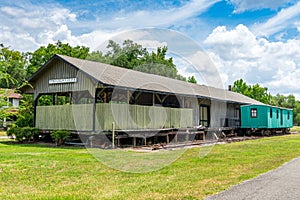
[
  {"left": 127, "top": 90, "right": 130, "bottom": 104},
  {"left": 92, "top": 90, "right": 97, "bottom": 132},
  {"left": 161, "top": 95, "right": 169, "bottom": 103},
  {"left": 181, "top": 96, "right": 185, "bottom": 108},
  {"left": 134, "top": 92, "right": 142, "bottom": 103},
  {"left": 155, "top": 93, "right": 162, "bottom": 103},
  {"left": 33, "top": 97, "right": 38, "bottom": 127},
  {"left": 133, "top": 137, "right": 136, "bottom": 147},
  {"left": 152, "top": 93, "right": 155, "bottom": 106},
  {"left": 166, "top": 134, "right": 169, "bottom": 144}
]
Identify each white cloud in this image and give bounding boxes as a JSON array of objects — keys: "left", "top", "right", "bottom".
[
  {"left": 0, "top": 0, "right": 220, "bottom": 52},
  {"left": 204, "top": 24, "right": 300, "bottom": 99},
  {"left": 252, "top": 1, "right": 300, "bottom": 37},
  {"left": 0, "top": 3, "right": 79, "bottom": 51},
  {"left": 229, "top": 0, "right": 294, "bottom": 13},
  {"left": 1, "top": 6, "right": 25, "bottom": 17},
  {"left": 77, "top": 30, "right": 122, "bottom": 51}
]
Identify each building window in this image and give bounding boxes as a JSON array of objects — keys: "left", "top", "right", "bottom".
[
  {"left": 251, "top": 108, "right": 257, "bottom": 118},
  {"left": 270, "top": 108, "right": 272, "bottom": 118}
]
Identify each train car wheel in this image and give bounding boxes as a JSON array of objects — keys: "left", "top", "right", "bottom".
[
  {"left": 264, "top": 130, "right": 271, "bottom": 136},
  {"left": 246, "top": 129, "right": 251, "bottom": 136}
]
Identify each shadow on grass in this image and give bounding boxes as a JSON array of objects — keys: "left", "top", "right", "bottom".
[{"left": 0, "top": 139, "right": 85, "bottom": 150}]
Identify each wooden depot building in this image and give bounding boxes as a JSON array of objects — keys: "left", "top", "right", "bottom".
[{"left": 21, "top": 54, "right": 261, "bottom": 146}]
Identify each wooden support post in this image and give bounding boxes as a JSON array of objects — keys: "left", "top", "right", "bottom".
[
  {"left": 33, "top": 97, "right": 38, "bottom": 127},
  {"left": 185, "top": 133, "right": 189, "bottom": 142},
  {"left": 54, "top": 93, "right": 58, "bottom": 105},
  {"left": 112, "top": 122, "right": 115, "bottom": 149},
  {"left": 127, "top": 90, "right": 130, "bottom": 104},
  {"left": 144, "top": 137, "right": 147, "bottom": 146},
  {"left": 181, "top": 96, "right": 185, "bottom": 108},
  {"left": 117, "top": 137, "right": 120, "bottom": 147},
  {"left": 133, "top": 137, "right": 136, "bottom": 147},
  {"left": 166, "top": 134, "right": 169, "bottom": 144},
  {"left": 92, "top": 90, "right": 97, "bottom": 132},
  {"left": 52, "top": 93, "right": 55, "bottom": 105},
  {"left": 175, "top": 133, "right": 178, "bottom": 143},
  {"left": 152, "top": 93, "right": 155, "bottom": 106}
]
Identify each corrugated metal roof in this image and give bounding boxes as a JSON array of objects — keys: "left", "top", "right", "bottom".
[{"left": 29, "top": 54, "right": 263, "bottom": 105}]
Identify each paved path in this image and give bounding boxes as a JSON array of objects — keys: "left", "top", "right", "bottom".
[{"left": 206, "top": 157, "right": 300, "bottom": 200}]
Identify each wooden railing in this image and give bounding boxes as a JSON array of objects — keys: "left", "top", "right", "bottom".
[{"left": 36, "top": 103, "right": 193, "bottom": 131}]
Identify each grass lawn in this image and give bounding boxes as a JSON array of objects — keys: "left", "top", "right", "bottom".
[
  {"left": 1, "top": 134, "right": 300, "bottom": 199},
  {"left": 291, "top": 126, "right": 300, "bottom": 133},
  {"left": 0, "top": 131, "right": 7, "bottom": 136}
]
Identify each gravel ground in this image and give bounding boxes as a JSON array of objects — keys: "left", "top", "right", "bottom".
[{"left": 206, "top": 157, "right": 300, "bottom": 200}]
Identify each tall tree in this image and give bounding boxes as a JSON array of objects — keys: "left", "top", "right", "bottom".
[
  {"left": 232, "top": 79, "right": 270, "bottom": 104},
  {"left": 271, "top": 94, "right": 296, "bottom": 108},
  {"left": 105, "top": 39, "right": 147, "bottom": 69},
  {"left": 26, "top": 41, "right": 89, "bottom": 78},
  {"left": 133, "top": 46, "right": 186, "bottom": 81},
  {"left": 87, "top": 40, "right": 187, "bottom": 81},
  {"left": 232, "top": 79, "right": 250, "bottom": 96},
  {"left": 0, "top": 46, "right": 27, "bottom": 88}
]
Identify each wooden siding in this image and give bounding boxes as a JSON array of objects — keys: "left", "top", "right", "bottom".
[
  {"left": 36, "top": 103, "right": 193, "bottom": 131},
  {"left": 33, "top": 59, "right": 96, "bottom": 99}
]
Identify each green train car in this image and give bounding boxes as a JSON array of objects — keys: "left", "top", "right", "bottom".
[{"left": 240, "top": 104, "right": 293, "bottom": 135}]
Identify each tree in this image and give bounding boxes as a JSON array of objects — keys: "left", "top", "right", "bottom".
[
  {"left": 188, "top": 76, "right": 197, "bottom": 84},
  {"left": 0, "top": 46, "right": 27, "bottom": 88},
  {"left": 249, "top": 84, "right": 270, "bottom": 104},
  {"left": 232, "top": 79, "right": 250, "bottom": 96},
  {"left": 271, "top": 94, "right": 295, "bottom": 109},
  {"left": 133, "top": 46, "right": 186, "bottom": 81},
  {"left": 26, "top": 41, "right": 89, "bottom": 78},
  {"left": 294, "top": 102, "right": 300, "bottom": 126},
  {"left": 86, "top": 50, "right": 111, "bottom": 64},
  {"left": 232, "top": 79, "right": 270, "bottom": 104},
  {"left": 87, "top": 40, "right": 187, "bottom": 81},
  {"left": 105, "top": 39, "right": 147, "bottom": 69}
]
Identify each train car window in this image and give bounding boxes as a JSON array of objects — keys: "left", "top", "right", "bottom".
[
  {"left": 270, "top": 108, "right": 272, "bottom": 118},
  {"left": 276, "top": 110, "right": 279, "bottom": 119},
  {"left": 251, "top": 108, "right": 257, "bottom": 118},
  {"left": 288, "top": 111, "right": 290, "bottom": 120}
]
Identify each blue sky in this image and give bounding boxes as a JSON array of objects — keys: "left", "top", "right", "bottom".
[{"left": 1, "top": 0, "right": 300, "bottom": 99}]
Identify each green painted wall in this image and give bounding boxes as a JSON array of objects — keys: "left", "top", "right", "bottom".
[{"left": 241, "top": 105, "right": 293, "bottom": 129}]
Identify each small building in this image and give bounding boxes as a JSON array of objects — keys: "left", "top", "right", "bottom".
[
  {"left": 0, "top": 89, "right": 23, "bottom": 127},
  {"left": 21, "top": 54, "right": 262, "bottom": 145}
]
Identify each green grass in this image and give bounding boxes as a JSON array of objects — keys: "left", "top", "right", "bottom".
[
  {"left": 0, "top": 131, "right": 7, "bottom": 136},
  {"left": 1, "top": 135, "right": 300, "bottom": 199},
  {"left": 291, "top": 126, "right": 300, "bottom": 133}
]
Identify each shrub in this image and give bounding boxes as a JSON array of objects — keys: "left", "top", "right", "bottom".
[
  {"left": 7, "top": 127, "right": 40, "bottom": 142},
  {"left": 15, "top": 112, "right": 34, "bottom": 127},
  {"left": 50, "top": 130, "right": 70, "bottom": 146}
]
